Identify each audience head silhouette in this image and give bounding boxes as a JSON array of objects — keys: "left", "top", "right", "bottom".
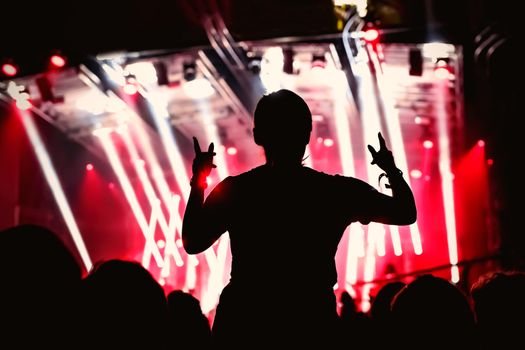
[
  {"left": 370, "top": 281, "right": 406, "bottom": 324},
  {"left": 471, "top": 270, "right": 525, "bottom": 349},
  {"left": 0, "top": 224, "right": 81, "bottom": 348},
  {"left": 81, "top": 259, "right": 167, "bottom": 349},
  {"left": 166, "top": 290, "right": 212, "bottom": 348},
  {"left": 253, "top": 89, "right": 312, "bottom": 165},
  {"left": 391, "top": 274, "right": 476, "bottom": 350}
]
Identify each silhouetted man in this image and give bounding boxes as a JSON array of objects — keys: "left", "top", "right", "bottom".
[{"left": 183, "top": 89, "right": 416, "bottom": 347}]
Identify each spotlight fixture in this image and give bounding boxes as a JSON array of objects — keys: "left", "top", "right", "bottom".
[{"left": 183, "top": 61, "right": 196, "bottom": 81}]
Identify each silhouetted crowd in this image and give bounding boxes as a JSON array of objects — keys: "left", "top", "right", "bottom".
[{"left": 1, "top": 224, "right": 523, "bottom": 349}]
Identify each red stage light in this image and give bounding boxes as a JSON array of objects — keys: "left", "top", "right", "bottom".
[
  {"left": 487, "top": 158, "right": 493, "bottom": 166},
  {"left": 226, "top": 146, "right": 238, "bottom": 155},
  {"left": 363, "top": 29, "right": 379, "bottom": 42},
  {"left": 2, "top": 63, "right": 17, "bottom": 76},
  {"left": 434, "top": 66, "right": 450, "bottom": 79},
  {"left": 477, "top": 140, "right": 485, "bottom": 147},
  {"left": 86, "top": 163, "right": 94, "bottom": 171},
  {"left": 423, "top": 139, "right": 434, "bottom": 149},
  {"left": 123, "top": 83, "right": 138, "bottom": 95},
  {"left": 50, "top": 54, "right": 66, "bottom": 68},
  {"left": 323, "top": 138, "right": 334, "bottom": 147},
  {"left": 410, "top": 169, "right": 423, "bottom": 179}
]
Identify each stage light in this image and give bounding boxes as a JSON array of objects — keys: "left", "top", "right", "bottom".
[
  {"left": 157, "top": 239, "right": 165, "bottom": 249},
  {"left": 434, "top": 58, "right": 451, "bottom": 79},
  {"left": 123, "top": 82, "right": 138, "bottom": 95},
  {"left": 16, "top": 98, "right": 32, "bottom": 111},
  {"left": 363, "top": 28, "right": 379, "bottom": 42},
  {"left": 323, "top": 138, "right": 334, "bottom": 147},
  {"left": 126, "top": 61, "right": 158, "bottom": 85},
  {"left": 410, "top": 169, "right": 423, "bottom": 179},
  {"left": 477, "top": 140, "right": 485, "bottom": 147},
  {"left": 409, "top": 48, "right": 423, "bottom": 76},
  {"left": 183, "top": 78, "right": 214, "bottom": 99},
  {"left": 2, "top": 63, "right": 18, "bottom": 76},
  {"left": 434, "top": 66, "right": 450, "bottom": 79},
  {"left": 50, "top": 54, "right": 66, "bottom": 68},
  {"left": 487, "top": 158, "right": 493, "bottom": 166},
  {"left": 183, "top": 61, "right": 196, "bottom": 81},
  {"left": 226, "top": 146, "right": 237, "bottom": 155},
  {"left": 247, "top": 55, "right": 262, "bottom": 74},
  {"left": 311, "top": 54, "right": 326, "bottom": 69},
  {"left": 423, "top": 139, "right": 434, "bottom": 149},
  {"left": 86, "top": 163, "right": 94, "bottom": 171},
  {"left": 20, "top": 109, "right": 92, "bottom": 270},
  {"left": 283, "top": 48, "right": 295, "bottom": 74}
]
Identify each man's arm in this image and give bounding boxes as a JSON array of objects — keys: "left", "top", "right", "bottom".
[
  {"left": 182, "top": 137, "right": 228, "bottom": 254},
  {"left": 365, "top": 132, "right": 417, "bottom": 225}
]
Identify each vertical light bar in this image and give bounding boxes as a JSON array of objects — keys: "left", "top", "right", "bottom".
[
  {"left": 120, "top": 128, "right": 184, "bottom": 269},
  {"left": 20, "top": 110, "right": 92, "bottom": 270},
  {"left": 436, "top": 80, "right": 459, "bottom": 282},
  {"left": 129, "top": 122, "right": 177, "bottom": 213},
  {"left": 345, "top": 225, "right": 365, "bottom": 285},
  {"left": 139, "top": 89, "right": 218, "bottom": 285},
  {"left": 361, "top": 226, "right": 377, "bottom": 312},
  {"left": 331, "top": 69, "right": 362, "bottom": 289},
  {"left": 97, "top": 130, "right": 164, "bottom": 268},
  {"left": 390, "top": 226, "right": 403, "bottom": 256},
  {"left": 141, "top": 91, "right": 191, "bottom": 200},
  {"left": 354, "top": 54, "right": 385, "bottom": 290},
  {"left": 369, "top": 46, "right": 422, "bottom": 255}
]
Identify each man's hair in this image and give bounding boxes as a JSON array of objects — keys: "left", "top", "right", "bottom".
[{"left": 254, "top": 89, "right": 312, "bottom": 146}]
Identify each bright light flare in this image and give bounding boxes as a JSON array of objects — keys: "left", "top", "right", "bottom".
[
  {"left": 85, "top": 163, "right": 94, "bottom": 171},
  {"left": 226, "top": 146, "right": 237, "bottom": 155},
  {"left": 423, "top": 139, "right": 434, "bottom": 149},
  {"left": 323, "top": 138, "right": 334, "bottom": 147},
  {"left": 183, "top": 78, "right": 215, "bottom": 99},
  {"left": 123, "top": 83, "right": 138, "bottom": 95},
  {"left": 97, "top": 130, "right": 164, "bottom": 268},
  {"left": 434, "top": 67, "right": 450, "bottom": 79},
  {"left": 436, "top": 80, "right": 459, "bottom": 281},
  {"left": 363, "top": 29, "right": 379, "bottom": 42},
  {"left": 19, "top": 110, "right": 92, "bottom": 270},
  {"left": 2, "top": 63, "right": 17, "bottom": 76},
  {"left": 410, "top": 169, "right": 423, "bottom": 179},
  {"left": 50, "top": 54, "right": 66, "bottom": 68}
]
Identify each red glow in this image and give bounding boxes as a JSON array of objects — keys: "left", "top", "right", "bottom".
[
  {"left": 477, "top": 140, "right": 485, "bottom": 147},
  {"left": 434, "top": 67, "right": 450, "bottom": 79},
  {"left": 487, "top": 158, "right": 493, "bottom": 166},
  {"left": 423, "top": 139, "right": 434, "bottom": 149},
  {"left": 123, "top": 83, "right": 138, "bottom": 95},
  {"left": 323, "top": 138, "right": 334, "bottom": 147},
  {"left": 410, "top": 169, "right": 423, "bottom": 179},
  {"left": 363, "top": 29, "right": 379, "bottom": 42},
  {"left": 50, "top": 55, "right": 66, "bottom": 68},
  {"left": 86, "top": 163, "right": 94, "bottom": 171},
  {"left": 226, "top": 146, "right": 238, "bottom": 155},
  {"left": 2, "top": 63, "right": 17, "bottom": 76},
  {"left": 206, "top": 177, "right": 212, "bottom": 186}
]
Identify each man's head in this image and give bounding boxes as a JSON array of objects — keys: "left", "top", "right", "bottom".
[{"left": 253, "top": 89, "right": 312, "bottom": 163}]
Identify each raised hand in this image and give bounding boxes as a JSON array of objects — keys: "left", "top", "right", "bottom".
[
  {"left": 191, "top": 136, "right": 216, "bottom": 188},
  {"left": 367, "top": 132, "right": 397, "bottom": 174}
]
